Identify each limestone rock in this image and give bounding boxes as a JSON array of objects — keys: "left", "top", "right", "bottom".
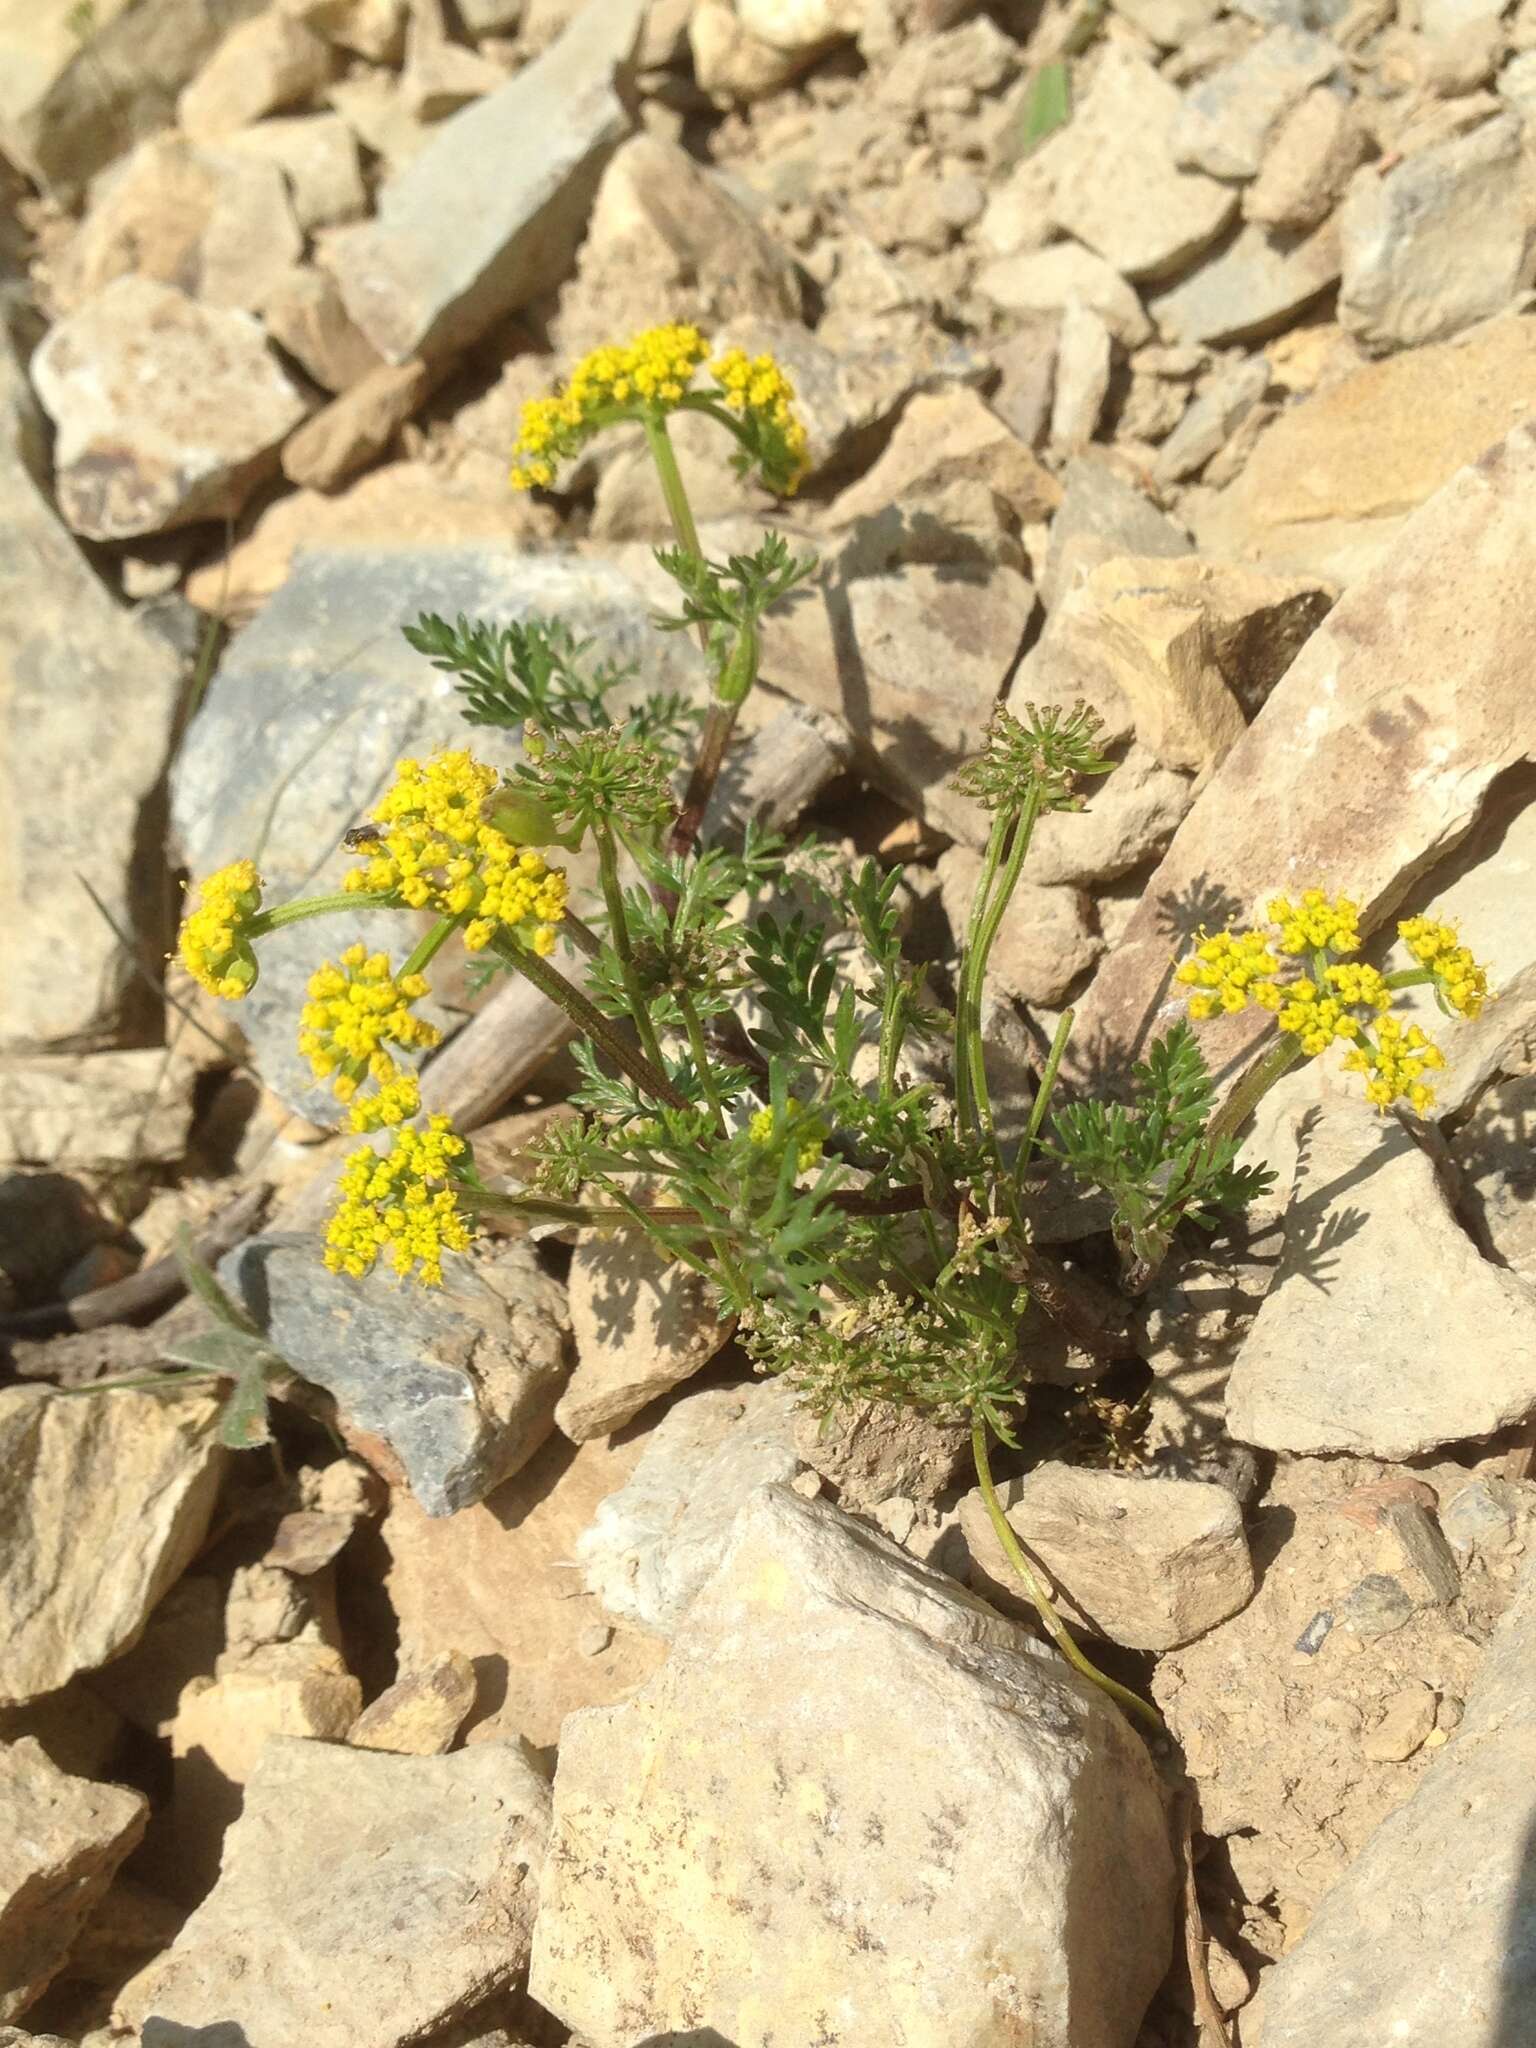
[
  {"left": 1226, "top": 1105, "right": 1536, "bottom": 1457},
  {"left": 988, "top": 312, "right": 1060, "bottom": 447},
  {"left": 0, "top": 0, "right": 268, "bottom": 196},
  {"left": 555, "top": 132, "right": 803, "bottom": 358},
  {"left": 299, "top": 0, "right": 407, "bottom": 61},
  {"left": 959, "top": 1461, "right": 1255, "bottom": 1650},
  {"left": 1070, "top": 418, "right": 1536, "bottom": 1079},
  {"left": 0, "top": 329, "right": 183, "bottom": 1053},
  {"left": 1044, "top": 46, "right": 1236, "bottom": 281},
  {"left": 530, "top": 1485, "right": 1176, "bottom": 2048},
  {"left": 1151, "top": 1454, "right": 1504, "bottom": 1934},
  {"left": 280, "top": 356, "right": 430, "bottom": 489},
  {"left": 764, "top": 552, "right": 1035, "bottom": 848},
  {"left": 221, "top": 1234, "right": 568, "bottom": 1516},
  {"left": 31, "top": 276, "right": 310, "bottom": 539},
  {"left": 117, "top": 1738, "right": 551, "bottom": 2048},
  {"left": 1039, "top": 450, "right": 1193, "bottom": 609},
  {"left": 1049, "top": 299, "right": 1113, "bottom": 452},
  {"left": 172, "top": 545, "right": 703, "bottom": 1103},
  {"left": 557, "top": 1229, "right": 730, "bottom": 1442},
  {"left": 222, "top": 112, "right": 368, "bottom": 231},
  {"left": 792, "top": 1395, "right": 970, "bottom": 1510},
  {"left": 1150, "top": 217, "right": 1340, "bottom": 345},
  {"left": 384, "top": 1431, "right": 670, "bottom": 1754},
  {"left": 690, "top": 0, "right": 812, "bottom": 99},
  {"left": 1175, "top": 26, "right": 1341, "bottom": 179},
  {"left": 575, "top": 1379, "right": 805, "bottom": 1635},
  {"left": 401, "top": 0, "right": 508, "bottom": 115},
  {"left": 1029, "top": 745, "right": 1196, "bottom": 886},
  {"left": 258, "top": 262, "right": 384, "bottom": 391},
  {"left": 1339, "top": 114, "right": 1532, "bottom": 351},
  {"left": 978, "top": 240, "right": 1153, "bottom": 346},
  {"left": 1154, "top": 352, "right": 1272, "bottom": 483},
  {"left": 0, "top": 1738, "right": 147, "bottom": 2023},
  {"left": 178, "top": 9, "right": 333, "bottom": 137},
  {"left": 938, "top": 847, "right": 1102, "bottom": 1002},
  {"left": 349, "top": 1649, "right": 476, "bottom": 1754},
  {"left": 0, "top": 1388, "right": 224, "bottom": 1705},
  {"left": 827, "top": 385, "right": 1060, "bottom": 529},
  {"left": 1247, "top": 83, "right": 1372, "bottom": 232},
  {"left": 53, "top": 136, "right": 304, "bottom": 317},
  {"left": 322, "top": 0, "right": 641, "bottom": 363},
  {"left": 0, "top": 1051, "right": 196, "bottom": 1166},
  {"left": 1454, "top": 1074, "right": 1536, "bottom": 1283},
  {"left": 1246, "top": 1552, "right": 1536, "bottom": 2045}
]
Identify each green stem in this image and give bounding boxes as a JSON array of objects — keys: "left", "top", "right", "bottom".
[
  {"left": 400, "top": 914, "right": 461, "bottom": 981},
  {"left": 1202, "top": 1032, "right": 1306, "bottom": 1153},
  {"left": 955, "top": 812, "right": 1011, "bottom": 1137},
  {"left": 971, "top": 1421, "right": 1163, "bottom": 1736},
  {"left": 642, "top": 413, "right": 703, "bottom": 562},
  {"left": 595, "top": 827, "right": 669, "bottom": 1075},
  {"left": 250, "top": 888, "right": 397, "bottom": 938},
  {"left": 957, "top": 788, "right": 1043, "bottom": 1149},
  {"left": 490, "top": 929, "right": 689, "bottom": 1110},
  {"left": 1018, "top": 1006, "right": 1073, "bottom": 1171},
  {"left": 678, "top": 990, "right": 727, "bottom": 1132}
]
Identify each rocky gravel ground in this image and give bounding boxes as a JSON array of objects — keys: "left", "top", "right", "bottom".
[{"left": 2, "top": 0, "right": 1536, "bottom": 2043}]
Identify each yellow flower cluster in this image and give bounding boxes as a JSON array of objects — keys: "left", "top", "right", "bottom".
[
  {"left": 709, "top": 347, "right": 810, "bottom": 494},
  {"left": 507, "top": 324, "right": 809, "bottom": 495},
  {"left": 298, "top": 944, "right": 442, "bottom": 1133},
  {"left": 344, "top": 750, "right": 568, "bottom": 955},
  {"left": 510, "top": 324, "right": 711, "bottom": 488},
  {"left": 1175, "top": 929, "right": 1281, "bottom": 1020},
  {"left": 177, "top": 858, "right": 264, "bottom": 1000},
  {"left": 1342, "top": 1016, "right": 1445, "bottom": 1115},
  {"left": 325, "top": 1115, "right": 476, "bottom": 1286},
  {"left": 1397, "top": 916, "right": 1490, "bottom": 1018},
  {"left": 1268, "top": 889, "right": 1362, "bottom": 957},
  {"left": 748, "top": 1099, "right": 824, "bottom": 1173}
]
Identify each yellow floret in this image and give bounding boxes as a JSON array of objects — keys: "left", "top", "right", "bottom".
[
  {"left": 297, "top": 944, "right": 443, "bottom": 1129},
  {"left": 324, "top": 1115, "right": 475, "bottom": 1286},
  {"left": 1397, "top": 915, "right": 1491, "bottom": 1018},
  {"left": 177, "top": 858, "right": 264, "bottom": 999}
]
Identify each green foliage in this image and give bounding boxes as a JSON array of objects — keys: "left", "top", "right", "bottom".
[
  {"left": 165, "top": 1230, "right": 297, "bottom": 1449},
  {"left": 951, "top": 700, "right": 1115, "bottom": 816},
  {"left": 1048, "top": 1024, "right": 1276, "bottom": 1280},
  {"left": 403, "top": 611, "right": 699, "bottom": 753}
]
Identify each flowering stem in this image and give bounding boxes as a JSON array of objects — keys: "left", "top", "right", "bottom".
[
  {"left": 956, "top": 789, "right": 1044, "bottom": 1146},
  {"left": 642, "top": 413, "right": 702, "bottom": 563},
  {"left": 400, "top": 914, "right": 462, "bottom": 982},
  {"left": 250, "top": 889, "right": 397, "bottom": 937},
  {"left": 595, "top": 824, "right": 669, "bottom": 1075},
  {"left": 490, "top": 928, "right": 690, "bottom": 1110},
  {"left": 1018, "top": 1007, "right": 1073, "bottom": 1171},
  {"left": 465, "top": 1183, "right": 930, "bottom": 1229},
  {"left": 1203, "top": 1032, "right": 1307, "bottom": 1153},
  {"left": 971, "top": 1419, "right": 1164, "bottom": 1736},
  {"left": 678, "top": 989, "right": 727, "bottom": 1133}
]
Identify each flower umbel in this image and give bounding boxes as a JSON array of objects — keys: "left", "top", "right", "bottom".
[
  {"left": 748, "top": 1097, "right": 826, "bottom": 1173},
  {"left": 178, "top": 858, "right": 264, "bottom": 999},
  {"left": 1175, "top": 889, "right": 1485, "bottom": 1116},
  {"left": 325, "top": 1115, "right": 476, "bottom": 1286},
  {"left": 508, "top": 324, "right": 809, "bottom": 495},
  {"left": 298, "top": 944, "right": 443, "bottom": 1133},
  {"left": 1397, "top": 916, "right": 1490, "bottom": 1017},
  {"left": 343, "top": 749, "right": 568, "bottom": 954}
]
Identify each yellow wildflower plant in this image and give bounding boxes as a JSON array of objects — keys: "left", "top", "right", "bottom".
[
  {"left": 297, "top": 944, "right": 443, "bottom": 1133},
  {"left": 324, "top": 1115, "right": 476, "bottom": 1287},
  {"left": 177, "top": 857, "right": 265, "bottom": 999},
  {"left": 508, "top": 322, "right": 810, "bottom": 496},
  {"left": 342, "top": 749, "right": 569, "bottom": 955},
  {"left": 748, "top": 1097, "right": 825, "bottom": 1173},
  {"left": 1176, "top": 888, "right": 1490, "bottom": 1116}
]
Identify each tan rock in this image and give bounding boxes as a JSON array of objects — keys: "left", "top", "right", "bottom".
[
  {"left": 530, "top": 1486, "right": 1175, "bottom": 2048},
  {"left": 32, "top": 277, "right": 311, "bottom": 540},
  {"left": 258, "top": 262, "right": 385, "bottom": 391},
  {"left": 690, "top": 0, "right": 814, "bottom": 99},
  {"left": 183, "top": 458, "right": 557, "bottom": 619},
  {"left": 281, "top": 357, "right": 430, "bottom": 489},
  {"left": 791, "top": 1395, "right": 969, "bottom": 1511},
  {"left": 0, "top": 1738, "right": 147, "bottom": 2022},
  {"left": 0, "top": 1390, "right": 224, "bottom": 1704},
  {"left": 1044, "top": 45, "right": 1236, "bottom": 283},
  {"left": 117, "top": 1738, "right": 550, "bottom": 2047},
  {"left": 52, "top": 136, "right": 303, "bottom": 317},
  {"left": 959, "top": 1461, "right": 1255, "bottom": 1650},
  {"left": 326, "top": 70, "right": 434, "bottom": 173},
  {"left": 978, "top": 240, "right": 1153, "bottom": 346},
  {"left": 179, "top": 9, "right": 334, "bottom": 138},
  {"left": 938, "top": 847, "right": 1102, "bottom": 1004},
  {"left": 291, "top": 0, "right": 407, "bottom": 62},
  {"left": 555, "top": 132, "right": 803, "bottom": 357},
  {"left": 348, "top": 1649, "right": 476, "bottom": 1754},
  {"left": 0, "top": 1049, "right": 195, "bottom": 1165},
  {"left": 827, "top": 385, "right": 1060, "bottom": 529},
  {"left": 1247, "top": 86, "right": 1372, "bottom": 234},
  {"left": 384, "top": 1430, "right": 669, "bottom": 1755},
  {"left": 557, "top": 1230, "right": 731, "bottom": 1442},
  {"left": 1226, "top": 1105, "right": 1536, "bottom": 1458},
  {"left": 0, "top": 0, "right": 269, "bottom": 197},
  {"left": 1071, "top": 419, "right": 1536, "bottom": 1075},
  {"left": 85, "top": 1575, "right": 225, "bottom": 1738},
  {"left": 402, "top": 0, "right": 509, "bottom": 115},
  {"left": 1028, "top": 744, "right": 1195, "bottom": 886},
  {"left": 222, "top": 111, "right": 367, "bottom": 231}
]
